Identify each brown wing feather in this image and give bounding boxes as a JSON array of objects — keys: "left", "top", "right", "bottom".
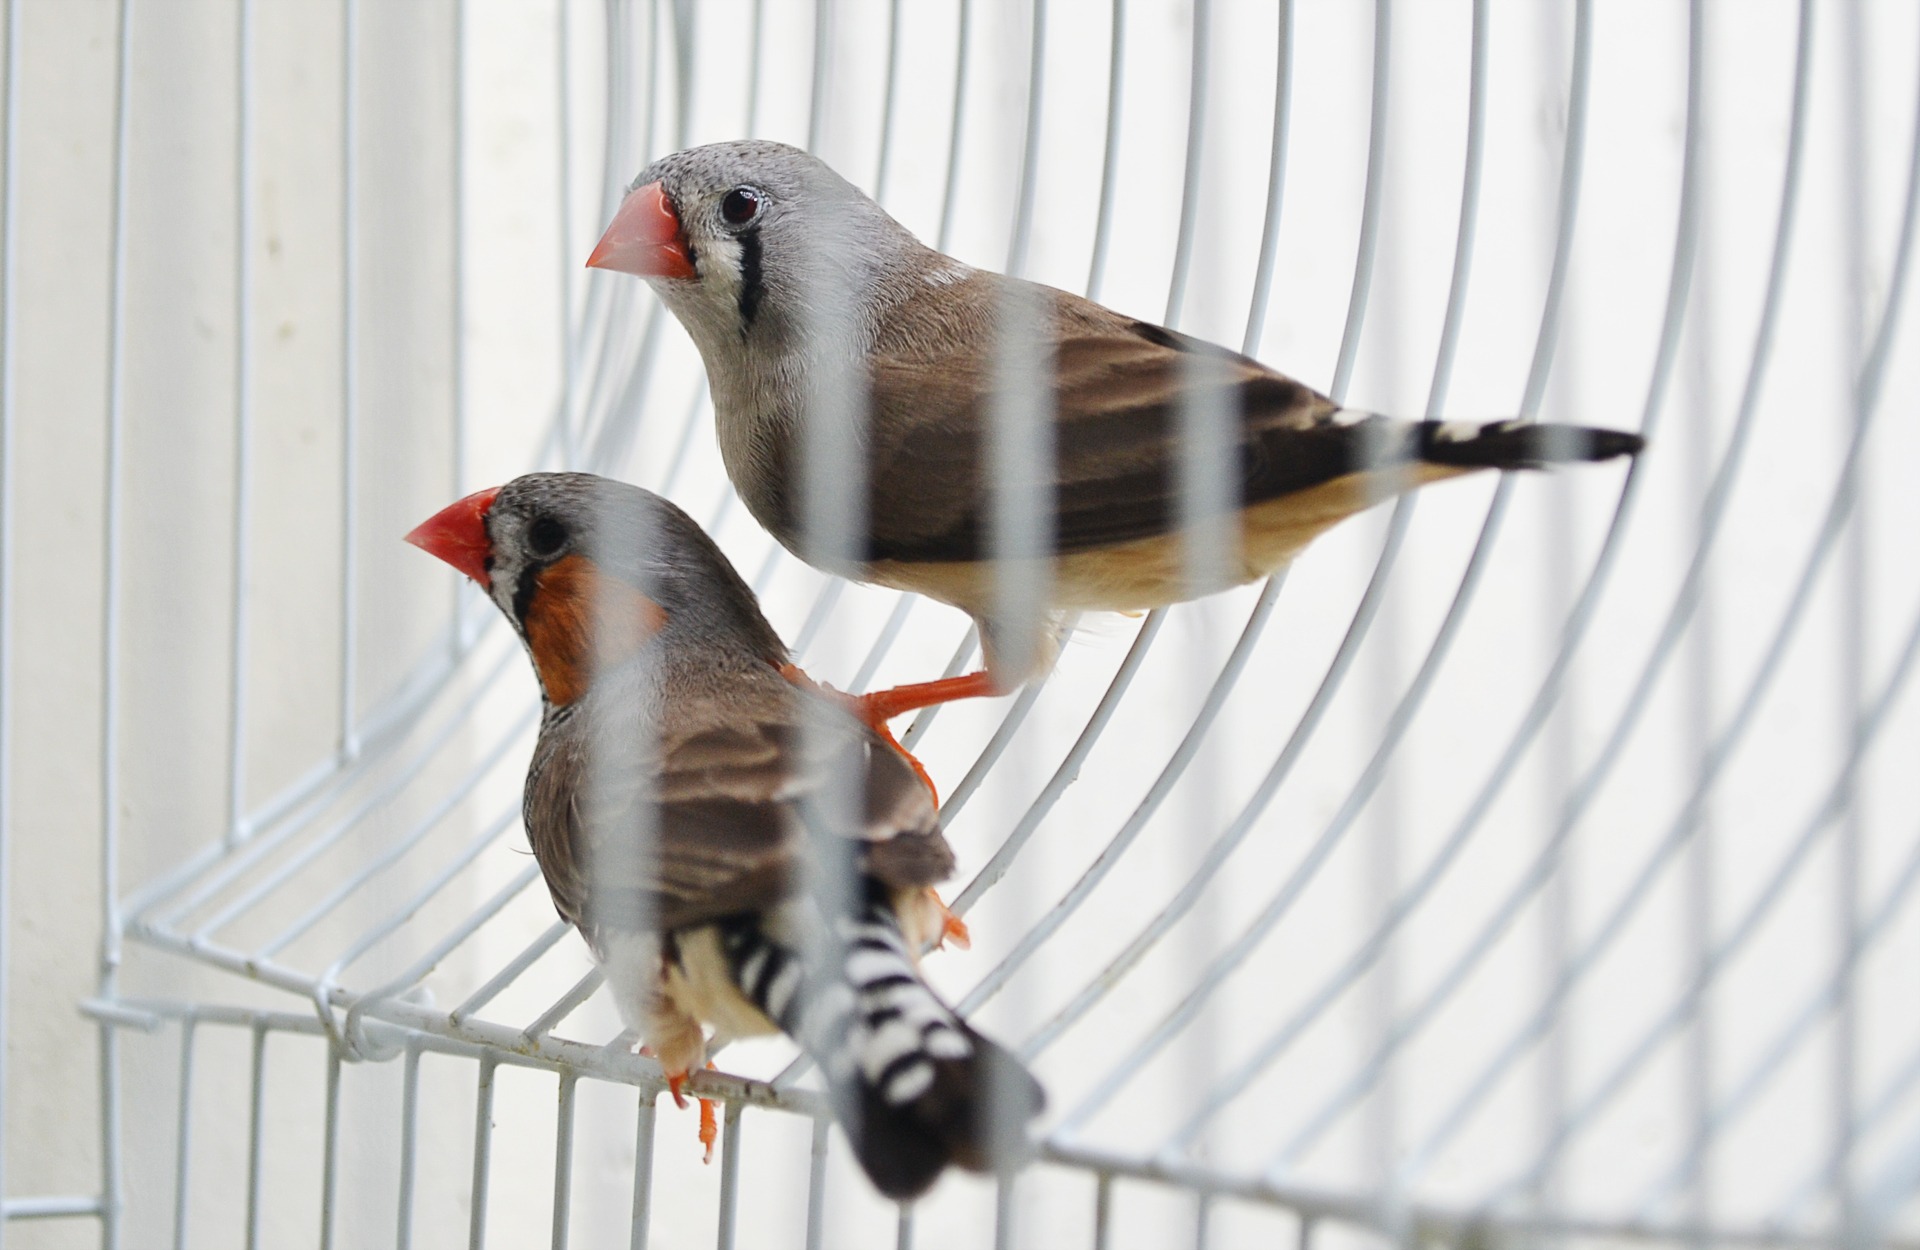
[
  {"left": 863, "top": 273, "right": 1343, "bottom": 564},
  {"left": 525, "top": 679, "right": 950, "bottom": 938}
]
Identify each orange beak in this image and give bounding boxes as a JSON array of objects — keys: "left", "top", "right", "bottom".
[
  {"left": 405, "top": 486, "right": 501, "bottom": 585},
  {"left": 586, "top": 181, "right": 696, "bottom": 280}
]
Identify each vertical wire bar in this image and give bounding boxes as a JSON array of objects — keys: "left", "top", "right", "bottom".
[
  {"left": 338, "top": 0, "right": 359, "bottom": 757},
  {"left": 714, "top": 1103, "right": 743, "bottom": 1250},
  {"left": 395, "top": 1043, "right": 422, "bottom": 1250},
  {"left": 743, "top": 0, "right": 765, "bottom": 135},
  {"left": 450, "top": 0, "right": 468, "bottom": 641},
  {"left": 628, "top": 1090, "right": 657, "bottom": 1250},
  {"left": 806, "top": 0, "right": 832, "bottom": 154},
  {"left": 894, "top": 1206, "right": 914, "bottom": 1250},
  {"left": 469, "top": 1056, "right": 497, "bottom": 1250},
  {"left": 872, "top": 0, "right": 902, "bottom": 199},
  {"left": 551, "top": 1073, "right": 578, "bottom": 1250},
  {"left": 1354, "top": 7, "right": 1400, "bottom": 1228},
  {"left": 1832, "top": 2, "right": 1870, "bottom": 1241},
  {"left": 1193, "top": 1194, "right": 1211, "bottom": 1250},
  {"left": 171, "top": 1020, "right": 197, "bottom": 1250},
  {"left": 1092, "top": 1173, "right": 1114, "bottom": 1250},
  {"left": 1677, "top": 2, "right": 1713, "bottom": 1233},
  {"left": 244, "top": 1025, "right": 269, "bottom": 1250},
  {"left": 98, "top": 2, "right": 136, "bottom": 1243},
  {"left": 992, "top": 1173, "right": 1016, "bottom": 1250},
  {"left": 803, "top": 1117, "right": 830, "bottom": 1250},
  {"left": 226, "top": 0, "right": 256, "bottom": 843},
  {"left": 0, "top": 7, "right": 18, "bottom": 1232},
  {"left": 556, "top": 0, "right": 587, "bottom": 470},
  {"left": 668, "top": 0, "right": 693, "bottom": 152},
  {"left": 1530, "top": 1, "right": 1576, "bottom": 1218},
  {"left": 318, "top": 1046, "right": 343, "bottom": 1250}
]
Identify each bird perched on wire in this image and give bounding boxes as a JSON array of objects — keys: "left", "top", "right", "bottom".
[
  {"left": 404, "top": 471, "right": 1041, "bottom": 1199},
  {"left": 587, "top": 139, "right": 1646, "bottom": 718}
]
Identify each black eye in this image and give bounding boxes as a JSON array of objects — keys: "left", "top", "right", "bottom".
[
  {"left": 527, "top": 516, "right": 568, "bottom": 557},
  {"left": 721, "top": 187, "right": 761, "bottom": 226}
]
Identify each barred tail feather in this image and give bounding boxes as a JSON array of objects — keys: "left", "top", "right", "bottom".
[
  {"left": 1407, "top": 417, "right": 1645, "bottom": 469},
  {"left": 719, "top": 892, "right": 1044, "bottom": 1199}
]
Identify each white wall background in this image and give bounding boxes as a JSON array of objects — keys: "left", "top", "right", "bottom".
[{"left": 3, "top": 1, "right": 1919, "bottom": 1248}]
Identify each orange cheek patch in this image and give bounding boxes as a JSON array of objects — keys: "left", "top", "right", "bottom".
[{"left": 524, "top": 554, "right": 668, "bottom": 706}]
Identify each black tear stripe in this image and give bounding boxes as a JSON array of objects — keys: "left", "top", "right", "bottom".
[
  {"left": 737, "top": 228, "right": 763, "bottom": 330},
  {"left": 512, "top": 563, "right": 540, "bottom": 630}
]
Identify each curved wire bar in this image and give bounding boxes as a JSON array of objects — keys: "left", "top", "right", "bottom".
[
  {"left": 1541, "top": 17, "right": 1920, "bottom": 1209},
  {"left": 1047, "top": 0, "right": 1604, "bottom": 1133},
  {"left": 1395, "top": 0, "right": 1910, "bottom": 1184},
  {"left": 1084, "top": 0, "right": 1127, "bottom": 306},
  {"left": 1326, "top": 0, "right": 1393, "bottom": 402},
  {"left": 1161, "top": 0, "right": 1703, "bottom": 1171},
  {"left": 1634, "top": 807, "right": 1920, "bottom": 1221},
  {"left": 954, "top": 577, "right": 1283, "bottom": 1018},
  {"left": 1154, "top": 0, "right": 1501, "bottom": 1156},
  {"left": 1161, "top": 0, "right": 1210, "bottom": 327},
  {"left": 1500, "top": 599, "right": 1920, "bottom": 1212}
]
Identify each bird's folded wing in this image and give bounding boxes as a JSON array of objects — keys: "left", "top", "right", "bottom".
[
  {"left": 865, "top": 277, "right": 1354, "bottom": 564},
  {"left": 527, "top": 690, "right": 950, "bottom": 936}
]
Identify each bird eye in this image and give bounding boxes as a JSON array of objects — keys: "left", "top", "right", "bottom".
[
  {"left": 527, "top": 516, "right": 568, "bottom": 557},
  {"left": 721, "top": 187, "right": 761, "bottom": 226}
]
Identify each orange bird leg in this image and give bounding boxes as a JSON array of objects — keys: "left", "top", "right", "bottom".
[
  {"left": 853, "top": 670, "right": 1004, "bottom": 727},
  {"left": 775, "top": 662, "right": 956, "bottom": 805},
  {"left": 698, "top": 1095, "right": 718, "bottom": 1164},
  {"left": 662, "top": 1062, "right": 720, "bottom": 1164}
]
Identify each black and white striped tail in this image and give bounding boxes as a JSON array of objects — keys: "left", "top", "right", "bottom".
[
  {"left": 1406, "top": 417, "right": 1645, "bottom": 469},
  {"left": 718, "top": 888, "right": 1044, "bottom": 1199},
  {"left": 1324, "top": 415, "right": 1644, "bottom": 474}
]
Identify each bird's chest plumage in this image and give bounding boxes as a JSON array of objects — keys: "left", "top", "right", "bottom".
[{"left": 705, "top": 344, "right": 868, "bottom": 554}]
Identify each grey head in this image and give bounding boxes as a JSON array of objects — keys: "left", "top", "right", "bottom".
[
  {"left": 594, "top": 140, "right": 944, "bottom": 363},
  {"left": 482, "top": 471, "right": 789, "bottom": 681}
]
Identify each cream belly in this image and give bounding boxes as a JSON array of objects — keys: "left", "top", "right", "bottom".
[{"left": 865, "top": 465, "right": 1470, "bottom": 617}]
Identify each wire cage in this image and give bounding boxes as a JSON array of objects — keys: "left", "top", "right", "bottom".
[{"left": 4, "top": 0, "right": 1920, "bottom": 1247}]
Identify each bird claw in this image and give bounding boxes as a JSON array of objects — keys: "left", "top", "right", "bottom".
[
  {"left": 928, "top": 888, "right": 971, "bottom": 951},
  {"left": 698, "top": 1092, "right": 718, "bottom": 1165},
  {"left": 664, "top": 1062, "right": 720, "bottom": 1165}
]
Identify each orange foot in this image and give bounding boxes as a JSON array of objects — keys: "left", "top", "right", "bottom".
[
  {"left": 664, "top": 1061, "right": 720, "bottom": 1165},
  {"left": 928, "top": 887, "right": 971, "bottom": 951}
]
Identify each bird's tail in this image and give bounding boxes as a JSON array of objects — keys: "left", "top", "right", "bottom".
[
  {"left": 1392, "top": 416, "right": 1644, "bottom": 470},
  {"left": 717, "top": 886, "right": 1044, "bottom": 1199}
]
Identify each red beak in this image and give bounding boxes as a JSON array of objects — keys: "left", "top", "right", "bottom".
[
  {"left": 405, "top": 486, "right": 501, "bottom": 585},
  {"left": 586, "top": 181, "right": 696, "bottom": 279}
]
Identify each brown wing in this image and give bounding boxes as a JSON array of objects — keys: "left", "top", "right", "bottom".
[
  {"left": 523, "top": 679, "right": 951, "bottom": 937},
  {"left": 863, "top": 272, "right": 1351, "bottom": 564}
]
